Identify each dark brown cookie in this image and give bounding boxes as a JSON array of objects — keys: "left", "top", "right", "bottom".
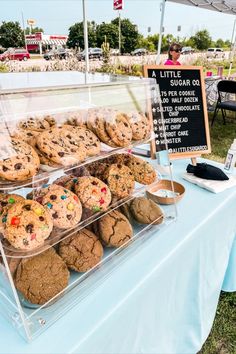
[
  {"left": 15, "top": 248, "right": 69, "bottom": 305},
  {"left": 58, "top": 228, "right": 103, "bottom": 272},
  {"left": 98, "top": 210, "right": 133, "bottom": 247},
  {"left": 130, "top": 197, "right": 164, "bottom": 225}
]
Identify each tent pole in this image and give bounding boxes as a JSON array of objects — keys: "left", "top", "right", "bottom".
[
  {"left": 227, "top": 17, "right": 236, "bottom": 79},
  {"left": 156, "top": 0, "right": 166, "bottom": 64},
  {"left": 82, "top": 0, "right": 89, "bottom": 73}
]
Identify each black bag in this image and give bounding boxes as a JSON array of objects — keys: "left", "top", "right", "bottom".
[{"left": 186, "top": 163, "right": 229, "bottom": 181}]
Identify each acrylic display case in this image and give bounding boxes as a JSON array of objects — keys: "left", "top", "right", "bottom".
[{"left": 0, "top": 77, "right": 176, "bottom": 341}]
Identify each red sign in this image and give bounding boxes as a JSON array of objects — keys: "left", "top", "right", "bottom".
[
  {"left": 113, "top": 0, "right": 123, "bottom": 10},
  {"left": 49, "top": 35, "right": 68, "bottom": 40},
  {"left": 25, "top": 32, "right": 42, "bottom": 41}
]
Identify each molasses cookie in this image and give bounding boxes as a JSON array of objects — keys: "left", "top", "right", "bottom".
[
  {"left": 0, "top": 139, "right": 40, "bottom": 181},
  {"left": 15, "top": 248, "right": 69, "bottom": 305},
  {"left": 98, "top": 210, "right": 133, "bottom": 247},
  {"left": 42, "top": 185, "right": 82, "bottom": 229},
  {"left": 75, "top": 176, "right": 111, "bottom": 212},
  {"left": 4, "top": 200, "right": 53, "bottom": 250},
  {"left": 130, "top": 197, "right": 164, "bottom": 225},
  {"left": 58, "top": 228, "right": 103, "bottom": 272}
]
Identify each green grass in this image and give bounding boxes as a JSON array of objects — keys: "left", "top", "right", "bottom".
[
  {"left": 206, "top": 112, "right": 236, "bottom": 163},
  {"left": 199, "top": 292, "right": 236, "bottom": 354},
  {"left": 199, "top": 112, "right": 236, "bottom": 354}
]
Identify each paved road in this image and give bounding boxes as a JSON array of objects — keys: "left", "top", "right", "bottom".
[{"left": 5, "top": 52, "right": 230, "bottom": 72}]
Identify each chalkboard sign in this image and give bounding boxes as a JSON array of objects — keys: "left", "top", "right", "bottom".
[{"left": 143, "top": 65, "right": 211, "bottom": 159}]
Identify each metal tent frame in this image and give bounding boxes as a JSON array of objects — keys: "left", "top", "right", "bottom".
[{"left": 157, "top": 0, "right": 236, "bottom": 63}]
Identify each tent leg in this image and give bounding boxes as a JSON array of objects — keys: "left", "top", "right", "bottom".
[
  {"left": 156, "top": 0, "right": 166, "bottom": 65},
  {"left": 82, "top": 0, "right": 89, "bottom": 73}
]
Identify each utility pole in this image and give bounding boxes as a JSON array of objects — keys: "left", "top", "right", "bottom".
[
  {"left": 21, "top": 12, "right": 27, "bottom": 50},
  {"left": 156, "top": 0, "right": 166, "bottom": 64},
  {"left": 118, "top": 10, "right": 121, "bottom": 55}
]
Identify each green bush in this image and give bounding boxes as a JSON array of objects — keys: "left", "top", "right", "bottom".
[{"left": 0, "top": 63, "right": 8, "bottom": 72}]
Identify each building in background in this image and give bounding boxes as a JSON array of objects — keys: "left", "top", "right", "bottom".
[{"left": 25, "top": 32, "right": 68, "bottom": 54}]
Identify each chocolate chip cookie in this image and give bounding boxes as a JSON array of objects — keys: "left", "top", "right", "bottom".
[
  {"left": 4, "top": 200, "right": 53, "bottom": 250},
  {"left": 126, "top": 155, "right": 156, "bottom": 185},
  {"left": 18, "top": 117, "right": 50, "bottom": 131},
  {"left": 126, "top": 111, "right": 150, "bottom": 141},
  {"left": 65, "top": 125, "right": 101, "bottom": 157},
  {"left": 130, "top": 197, "right": 164, "bottom": 225},
  {"left": 105, "top": 112, "right": 132, "bottom": 147},
  {"left": 42, "top": 185, "right": 82, "bottom": 229},
  {"left": 98, "top": 210, "right": 133, "bottom": 247},
  {"left": 75, "top": 176, "right": 111, "bottom": 212},
  {"left": 58, "top": 228, "right": 103, "bottom": 272},
  {"left": 11, "top": 129, "right": 39, "bottom": 148},
  {"left": 36, "top": 126, "right": 87, "bottom": 166},
  {"left": 0, "top": 139, "right": 40, "bottom": 181},
  {"left": 15, "top": 248, "right": 69, "bottom": 305},
  {"left": 105, "top": 164, "right": 135, "bottom": 199}
]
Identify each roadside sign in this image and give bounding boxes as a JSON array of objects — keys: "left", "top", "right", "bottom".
[
  {"left": 27, "top": 19, "right": 36, "bottom": 26},
  {"left": 113, "top": 0, "right": 123, "bottom": 10}
]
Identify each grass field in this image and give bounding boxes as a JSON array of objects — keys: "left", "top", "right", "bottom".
[{"left": 199, "top": 112, "right": 236, "bottom": 354}]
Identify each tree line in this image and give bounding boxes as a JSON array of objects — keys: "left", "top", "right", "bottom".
[{"left": 0, "top": 19, "right": 231, "bottom": 53}]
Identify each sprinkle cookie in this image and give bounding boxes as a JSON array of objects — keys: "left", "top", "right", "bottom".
[
  {"left": 42, "top": 185, "right": 82, "bottom": 229},
  {"left": 75, "top": 176, "right": 111, "bottom": 212},
  {"left": 4, "top": 200, "right": 53, "bottom": 250}
]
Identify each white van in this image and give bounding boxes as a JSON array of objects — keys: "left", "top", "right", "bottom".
[{"left": 206, "top": 48, "right": 225, "bottom": 59}]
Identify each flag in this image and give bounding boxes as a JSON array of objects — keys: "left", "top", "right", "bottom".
[{"left": 113, "top": 0, "right": 123, "bottom": 10}]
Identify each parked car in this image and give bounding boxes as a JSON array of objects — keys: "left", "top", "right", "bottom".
[
  {"left": 77, "top": 48, "right": 103, "bottom": 61},
  {"left": 43, "top": 48, "right": 69, "bottom": 60},
  {"left": 0, "top": 48, "right": 30, "bottom": 61},
  {"left": 181, "top": 46, "right": 194, "bottom": 55},
  {"left": 206, "top": 48, "right": 225, "bottom": 59},
  {"left": 110, "top": 48, "right": 119, "bottom": 56},
  {"left": 131, "top": 48, "right": 148, "bottom": 56}
]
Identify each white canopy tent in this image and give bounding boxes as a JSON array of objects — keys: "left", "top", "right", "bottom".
[{"left": 157, "top": 0, "right": 236, "bottom": 64}]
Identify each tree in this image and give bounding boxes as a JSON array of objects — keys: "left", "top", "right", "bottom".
[
  {"left": 190, "top": 30, "right": 212, "bottom": 50},
  {"left": 0, "top": 21, "right": 24, "bottom": 48},
  {"left": 25, "top": 27, "right": 44, "bottom": 34},
  {"left": 97, "top": 22, "right": 118, "bottom": 49},
  {"left": 215, "top": 38, "right": 225, "bottom": 48},
  {"left": 111, "top": 17, "right": 139, "bottom": 53},
  {"left": 67, "top": 21, "right": 97, "bottom": 49}
]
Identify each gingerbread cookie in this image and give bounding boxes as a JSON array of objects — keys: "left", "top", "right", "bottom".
[
  {"left": 126, "top": 155, "right": 156, "bottom": 185},
  {"left": 58, "top": 228, "right": 103, "bottom": 272},
  {"left": 130, "top": 197, "right": 164, "bottom": 225},
  {"left": 0, "top": 139, "right": 40, "bottom": 181},
  {"left": 98, "top": 210, "right": 133, "bottom": 247},
  {"left": 75, "top": 176, "right": 111, "bottom": 212},
  {"left": 36, "top": 126, "right": 87, "bottom": 166},
  {"left": 18, "top": 117, "right": 50, "bottom": 131},
  {"left": 15, "top": 248, "right": 69, "bottom": 305},
  {"left": 4, "top": 200, "right": 53, "bottom": 250},
  {"left": 0, "top": 194, "right": 25, "bottom": 232},
  {"left": 42, "top": 185, "right": 82, "bottom": 229},
  {"left": 106, "top": 164, "right": 135, "bottom": 199}
]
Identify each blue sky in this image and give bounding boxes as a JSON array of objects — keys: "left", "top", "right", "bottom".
[{"left": 0, "top": 0, "right": 234, "bottom": 41}]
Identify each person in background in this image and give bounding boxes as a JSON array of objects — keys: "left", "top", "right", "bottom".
[{"left": 164, "top": 43, "right": 182, "bottom": 65}]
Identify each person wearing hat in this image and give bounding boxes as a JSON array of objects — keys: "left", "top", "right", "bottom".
[{"left": 164, "top": 43, "right": 182, "bottom": 65}]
